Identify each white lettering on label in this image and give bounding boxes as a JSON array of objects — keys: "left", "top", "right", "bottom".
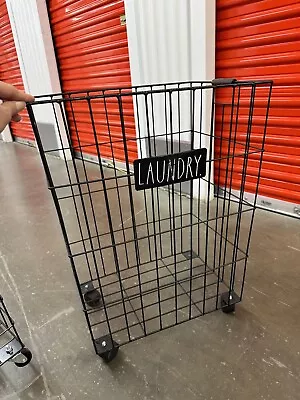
[
  {"left": 138, "top": 163, "right": 144, "bottom": 186},
  {"left": 167, "top": 159, "right": 176, "bottom": 182},
  {"left": 156, "top": 160, "right": 166, "bottom": 184},
  {"left": 194, "top": 154, "right": 202, "bottom": 177},
  {"left": 146, "top": 162, "right": 154, "bottom": 185},
  {"left": 185, "top": 156, "right": 193, "bottom": 179},
  {"left": 177, "top": 158, "right": 185, "bottom": 180},
  {"left": 135, "top": 148, "right": 205, "bottom": 190}
]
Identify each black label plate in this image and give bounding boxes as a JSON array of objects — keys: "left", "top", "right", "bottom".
[{"left": 133, "top": 148, "right": 207, "bottom": 191}]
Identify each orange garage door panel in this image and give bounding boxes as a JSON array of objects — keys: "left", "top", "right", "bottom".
[
  {"left": 48, "top": 0, "right": 137, "bottom": 162},
  {"left": 0, "top": 0, "right": 34, "bottom": 141},
  {"left": 216, "top": 0, "right": 300, "bottom": 204}
]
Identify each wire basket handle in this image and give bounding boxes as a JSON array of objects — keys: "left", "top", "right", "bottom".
[{"left": 212, "top": 78, "right": 237, "bottom": 86}]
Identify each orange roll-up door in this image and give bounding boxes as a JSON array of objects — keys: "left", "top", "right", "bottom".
[
  {"left": 215, "top": 0, "right": 300, "bottom": 204},
  {"left": 0, "top": 0, "right": 34, "bottom": 141},
  {"left": 48, "top": 0, "right": 137, "bottom": 162}
]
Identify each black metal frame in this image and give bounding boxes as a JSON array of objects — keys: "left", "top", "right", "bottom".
[
  {"left": 27, "top": 79, "right": 272, "bottom": 362},
  {"left": 0, "top": 295, "right": 32, "bottom": 368}
]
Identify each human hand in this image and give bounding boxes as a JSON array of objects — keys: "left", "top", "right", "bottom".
[{"left": 0, "top": 81, "right": 34, "bottom": 133}]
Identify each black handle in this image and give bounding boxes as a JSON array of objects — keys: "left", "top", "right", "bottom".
[{"left": 212, "top": 78, "right": 237, "bottom": 86}]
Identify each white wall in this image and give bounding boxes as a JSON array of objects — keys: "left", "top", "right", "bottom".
[
  {"left": 125, "top": 0, "right": 215, "bottom": 85},
  {"left": 6, "top": 0, "right": 70, "bottom": 158},
  {"left": 124, "top": 0, "right": 215, "bottom": 200}
]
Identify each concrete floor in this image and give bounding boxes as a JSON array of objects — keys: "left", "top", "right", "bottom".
[{"left": 0, "top": 142, "right": 299, "bottom": 400}]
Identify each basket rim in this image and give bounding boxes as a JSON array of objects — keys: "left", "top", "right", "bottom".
[{"left": 29, "top": 79, "right": 273, "bottom": 105}]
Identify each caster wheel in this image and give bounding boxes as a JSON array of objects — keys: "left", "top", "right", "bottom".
[
  {"left": 100, "top": 346, "right": 119, "bottom": 363},
  {"left": 221, "top": 292, "right": 236, "bottom": 314},
  {"left": 221, "top": 303, "right": 235, "bottom": 314},
  {"left": 84, "top": 290, "right": 102, "bottom": 308},
  {"left": 14, "top": 348, "right": 32, "bottom": 367},
  {"left": 96, "top": 336, "right": 119, "bottom": 363}
]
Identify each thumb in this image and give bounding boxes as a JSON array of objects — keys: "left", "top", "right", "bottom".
[{"left": 0, "top": 101, "right": 26, "bottom": 132}]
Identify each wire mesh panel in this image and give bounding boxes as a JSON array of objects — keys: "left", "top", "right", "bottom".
[{"left": 27, "top": 79, "right": 272, "bottom": 362}]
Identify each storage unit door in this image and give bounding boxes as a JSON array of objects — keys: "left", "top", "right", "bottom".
[
  {"left": 215, "top": 0, "right": 300, "bottom": 205},
  {"left": 0, "top": 0, "right": 34, "bottom": 141},
  {"left": 48, "top": 0, "right": 137, "bottom": 162}
]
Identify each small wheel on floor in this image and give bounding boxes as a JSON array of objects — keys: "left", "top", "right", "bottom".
[
  {"left": 84, "top": 290, "right": 102, "bottom": 308},
  {"left": 221, "top": 303, "right": 235, "bottom": 314},
  {"left": 100, "top": 346, "right": 119, "bottom": 363},
  {"left": 221, "top": 293, "right": 236, "bottom": 314},
  {"left": 14, "top": 348, "right": 32, "bottom": 367}
]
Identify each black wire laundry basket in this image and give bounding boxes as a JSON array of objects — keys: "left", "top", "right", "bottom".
[
  {"left": 27, "top": 78, "right": 272, "bottom": 362},
  {"left": 0, "top": 295, "right": 32, "bottom": 368}
]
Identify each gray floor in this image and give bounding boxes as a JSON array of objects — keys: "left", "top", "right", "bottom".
[{"left": 0, "top": 142, "right": 299, "bottom": 400}]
